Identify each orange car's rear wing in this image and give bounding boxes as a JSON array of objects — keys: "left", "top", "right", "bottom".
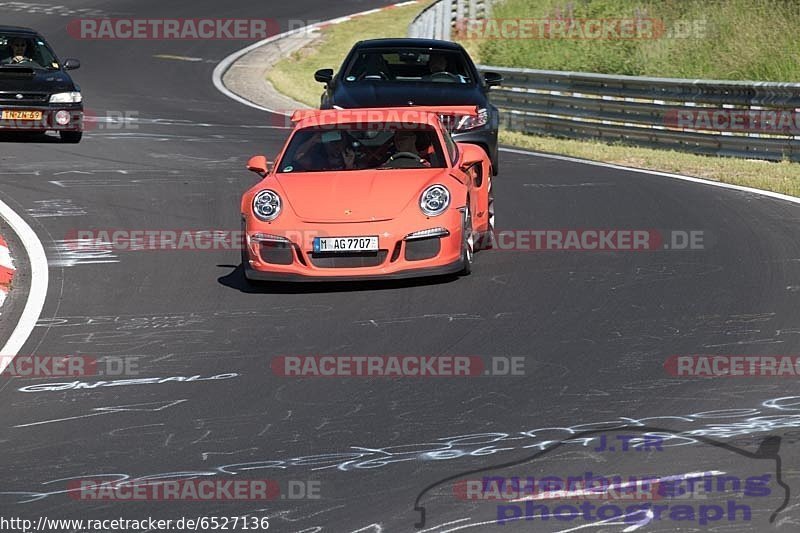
[{"left": 289, "top": 106, "right": 481, "bottom": 127}]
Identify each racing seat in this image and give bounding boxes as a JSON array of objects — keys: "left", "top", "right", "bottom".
[{"left": 358, "top": 53, "right": 392, "bottom": 80}]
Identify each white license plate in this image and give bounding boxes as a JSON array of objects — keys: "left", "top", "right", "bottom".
[{"left": 314, "top": 236, "right": 379, "bottom": 253}]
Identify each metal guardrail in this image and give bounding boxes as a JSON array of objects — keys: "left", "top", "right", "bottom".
[
  {"left": 408, "top": 0, "right": 490, "bottom": 41},
  {"left": 409, "top": 2, "right": 800, "bottom": 162}
]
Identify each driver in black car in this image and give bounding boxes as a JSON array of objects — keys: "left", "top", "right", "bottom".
[
  {"left": 2, "top": 37, "right": 32, "bottom": 64},
  {"left": 428, "top": 54, "right": 448, "bottom": 75},
  {"left": 425, "top": 53, "right": 466, "bottom": 83}
]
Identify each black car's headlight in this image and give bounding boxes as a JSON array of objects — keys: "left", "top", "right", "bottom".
[
  {"left": 253, "top": 190, "right": 282, "bottom": 221},
  {"left": 49, "top": 92, "right": 82, "bottom": 103},
  {"left": 420, "top": 185, "right": 450, "bottom": 217},
  {"left": 454, "top": 108, "right": 489, "bottom": 132}
]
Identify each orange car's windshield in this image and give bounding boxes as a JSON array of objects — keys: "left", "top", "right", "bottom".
[{"left": 277, "top": 124, "right": 447, "bottom": 173}]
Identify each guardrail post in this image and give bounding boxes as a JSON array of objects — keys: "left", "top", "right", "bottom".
[{"left": 442, "top": 0, "right": 453, "bottom": 40}]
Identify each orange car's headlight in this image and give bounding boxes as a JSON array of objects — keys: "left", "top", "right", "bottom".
[
  {"left": 253, "top": 190, "right": 282, "bottom": 221},
  {"left": 420, "top": 185, "right": 450, "bottom": 217}
]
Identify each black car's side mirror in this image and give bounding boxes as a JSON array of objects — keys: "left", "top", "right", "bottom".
[
  {"left": 314, "top": 68, "right": 333, "bottom": 84},
  {"left": 63, "top": 58, "right": 81, "bottom": 70},
  {"left": 483, "top": 72, "right": 502, "bottom": 87}
]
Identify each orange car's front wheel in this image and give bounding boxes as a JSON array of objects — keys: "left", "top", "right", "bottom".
[{"left": 460, "top": 205, "right": 474, "bottom": 276}]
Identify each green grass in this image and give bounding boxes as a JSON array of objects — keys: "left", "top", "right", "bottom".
[
  {"left": 502, "top": 131, "right": 800, "bottom": 197},
  {"left": 471, "top": 0, "right": 800, "bottom": 81},
  {"left": 268, "top": 1, "right": 434, "bottom": 107},
  {"left": 266, "top": 0, "right": 800, "bottom": 197}
]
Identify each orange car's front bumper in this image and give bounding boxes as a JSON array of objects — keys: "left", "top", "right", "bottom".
[{"left": 244, "top": 210, "right": 465, "bottom": 281}]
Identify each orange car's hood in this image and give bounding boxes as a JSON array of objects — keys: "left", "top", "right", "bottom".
[{"left": 276, "top": 168, "right": 453, "bottom": 222}]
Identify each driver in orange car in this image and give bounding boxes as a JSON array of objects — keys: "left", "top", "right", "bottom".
[{"left": 383, "top": 130, "right": 433, "bottom": 167}]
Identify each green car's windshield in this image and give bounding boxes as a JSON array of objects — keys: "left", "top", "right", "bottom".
[{"left": 0, "top": 34, "right": 59, "bottom": 69}]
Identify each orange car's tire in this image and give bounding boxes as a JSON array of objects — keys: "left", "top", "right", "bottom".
[
  {"left": 460, "top": 206, "right": 474, "bottom": 276},
  {"left": 475, "top": 180, "right": 495, "bottom": 251},
  {"left": 241, "top": 245, "right": 262, "bottom": 286}
]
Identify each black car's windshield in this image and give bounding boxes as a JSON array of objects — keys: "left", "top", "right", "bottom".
[
  {"left": 0, "top": 33, "right": 58, "bottom": 69},
  {"left": 343, "top": 48, "right": 473, "bottom": 84},
  {"left": 278, "top": 124, "right": 447, "bottom": 173}
]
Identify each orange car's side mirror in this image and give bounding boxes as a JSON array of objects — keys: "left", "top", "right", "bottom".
[
  {"left": 457, "top": 143, "right": 486, "bottom": 171},
  {"left": 247, "top": 155, "right": 268, "bottom": 177}
]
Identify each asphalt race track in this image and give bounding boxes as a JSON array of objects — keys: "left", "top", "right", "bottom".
[{"left": 1, "top": 1, "right": 799, "bottom": 532}]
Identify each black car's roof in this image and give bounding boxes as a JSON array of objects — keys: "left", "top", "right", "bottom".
[
  {"left": 0, "top": 26, "right": 39, "bottom": 35},
  {"left": 353, "top": 38, "right": 465, "bottom": 51}
]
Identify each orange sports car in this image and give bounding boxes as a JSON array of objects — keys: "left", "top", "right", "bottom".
[{"left": 241, "top": 106, "right": 494, "bottom": 282}]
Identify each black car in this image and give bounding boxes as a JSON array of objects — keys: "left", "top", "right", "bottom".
[
  {"left": 0, "top": 26, "right": 83, "bottom": 143},
  {"left": 314, "top": 38, "right": 502, "bottom": 174}
]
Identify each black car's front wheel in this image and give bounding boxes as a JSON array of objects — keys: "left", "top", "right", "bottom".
[{"left": 59, "top": 130, "right": 82, "bottom": 143}]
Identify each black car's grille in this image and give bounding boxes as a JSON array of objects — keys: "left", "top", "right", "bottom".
[
  {"left": 309, "top": 250, "right": 388, "bottom": 268},
  {"left": 0, "top": 92, "right": 48, "bottom": 105}
]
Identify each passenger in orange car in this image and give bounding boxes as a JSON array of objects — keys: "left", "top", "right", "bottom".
[{"left": 293, "top": 130, "right": 357, "bottom": 171}]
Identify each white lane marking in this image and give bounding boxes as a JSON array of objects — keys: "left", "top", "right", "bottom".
[
  {"left": 26, "top": 199, "right": 87, "bottom": 218},
  {"left": 0, "top": 245, "right": 13, "bottom": 271},
  {"left": 48, "top": 239, "right": 119, "bottom": 267},
  {"left": 212, "top": 26, "right": 311, "bottom": 114},
  {"left": 153, "top": 54, "right": 205, "bottom": 62},
  {"left": 212, "top": 1, "right": 418, "bottom": 115},
  {"left": 0, "top": 196, "right": 48, "bottom": 369},
  {"left": 0, "top": 2, "right": 107, "bottom": 16},
  {"left": 14, "top": 399, "right": 188, "bottom": 428},
  {"left": 501, "top": 147, "right": 800, "bottom": 205}
]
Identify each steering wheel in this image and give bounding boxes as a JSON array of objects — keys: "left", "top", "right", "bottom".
[
  {"left": 382, "top": 152, "right": 427, "bottom": 169},
  {"left": 10, "top": 56, "right": 33, "bottom": 64},
  {"left": 429, "top": 71, "right": 460, "bottom": 82},
  {"left": 389, "top": 152, "right": 422, "bottom": 162},
  {"left": 358, "top": 71, "right": 389, "bottom": 81}
]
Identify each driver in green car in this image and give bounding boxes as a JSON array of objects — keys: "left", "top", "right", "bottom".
[{"left": 2, "top": 37, "right": 32, "bottom": 64}]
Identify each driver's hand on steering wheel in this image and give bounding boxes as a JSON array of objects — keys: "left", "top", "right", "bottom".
[
  {"left": 11, "top": 56, "right": 29, "bottom": 64},
  {"left": 342, "top": 146, "right": 356, "bottom": 169}
]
